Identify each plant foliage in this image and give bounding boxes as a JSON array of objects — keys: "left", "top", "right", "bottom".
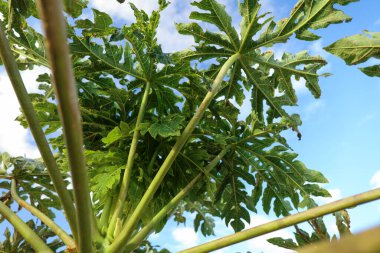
[{"left": 0, "top": 0, "right": 366, "bottom": 252}]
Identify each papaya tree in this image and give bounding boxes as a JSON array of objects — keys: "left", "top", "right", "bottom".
[{"left": 0, "top": 0, "right": 379, "bottom": 253}]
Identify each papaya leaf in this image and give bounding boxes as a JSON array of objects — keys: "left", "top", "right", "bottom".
[
  {"left": 253, "top": 0, "right": 359, "bottom": 49},
  {"left": 76, "top": 9, "right": 114, "bottom": 37},
  {"left": 190, "top": 0, "right": 240, "bottom": 50},
  {"left": 325, "top": 31, "right": 380, "bottom": 77},
  {"left": 148, "top": 114, "right": 185, "bottom": 139},
  {"left": 359, "top": 65, "right": 380, "bottom": 77}
]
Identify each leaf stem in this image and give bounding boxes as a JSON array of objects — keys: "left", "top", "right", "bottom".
[
  {"left": 107, "top": 53, "right": 240, "bottom": 253},
  {"left": 124, "top": 148, "right": 229, "bottom": 251},
  {"left": 99, "top": 194, "right": 113, "bottom": 234},
  {"left": 10, "top": 179, "right": 76, "bottom": 249},
  {"left": 0, "top": 201, "right": 53, "bottom": 253},
  {"left": 106, "top": 81, "right": 151, "bottom": 241},
  {"left": 178, "top": 187, "right": 380, "bottom": 253},
  {"left": 0, "top": 22, "right": 78, "bottom": 238},
  {"left": 36, "top": 1, "right": 93, "bottom": 252}
]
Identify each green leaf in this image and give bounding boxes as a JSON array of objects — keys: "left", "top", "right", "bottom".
[
  {"left": 253, "top": 0, "right": 358, "bottom": 49},
  {"left": 262, "top": 187, "right": 275, "bottom": 214},
  {"left": 176, "top": 23, "right": 234, "bottom": 50},
  {"left": 69, "top": 28, "right": 144, "bottom": 80},
  {"left": 267, "top": 237, "right": 298, "bottom": 249},
  {"left": 10, "top": 0, "right": 36, "bottom": 18},
  {"left": 359, "top": 64, "right": 380, "bottom": 77},
  {"left": 239, "top": 0, "right": 272, "bottom": 51},
  {"left": 3, "top": 155, "right": 66, "bottom": 218},
  {"left": 324, "top": 31, "right": 380, "bottom": 65},
  {"left": 190, "top": 0, "right": 240, "bottom": 50},
  {"left": 299, "top": 196, "right": 317, "bottom": 209},
  {"left": 241, "top": 61, "right": 294, "bottom": 123},
  {"left": 303, "top": 169, "right": 329, "bottom": 183},
  {"left": 91, "top": 166, "right": 122, "bottom": 200},
  {"left": 148, "top": 114, "right": 185, "bottom": 139},
  {"left": 63, "top": 0, "right": 88, "bottom": 18},
  {"left": 325, "top": 31, "right": 380, "bottom": 77},
  {"left": 334, "top": 210, "right": 351, "bottom": 236},
  {"left": 303, "top": 184, "right": 332, "bottom": 197},
  {"left": 0, "top": 220, "right": 65, "bottom": 252},
  {"left": 194, "top": 213, "right": 215, "bottom": 236},
  {"left": 245, "top": 50, "right": 327, "bottom": 101},
  {"left": 102, "top": 126, "right": 122, "bottom": 146},
  {"left": 76, "top": 9, "right": 114, "bottom": 37}
]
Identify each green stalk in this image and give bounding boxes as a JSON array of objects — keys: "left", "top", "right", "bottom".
[
  {"left": 124, "top": 148, "right": 229, "bottom": 252},
  {"left": 147, "top": 144, "right": 161, "bottom": 172},
  {"left": 0, "top": 201, "right": 53, "bottom": 253},
  {"left": 0, "top": 22, "right": 77, "bottom": 238},
  {"left": 107, "top": 53, "right": 240, "bottom": 253},
  {"left": 11, "top": 180, "right": 76, "bottom": 249},
  {"left": 107, "top": 81, "right": 151, "bottom": 241},
  {"left": 92, "top": 211, "right": 104, "bottom": 243},
  {"left": 99, "top": 195, "right": 113, "bottom": 234},
  {"left": 179, "top": 187, "right": 380, "bottom": 253},
  {"left": 36, "top": 1, "right": 93, "bottom": 252}
]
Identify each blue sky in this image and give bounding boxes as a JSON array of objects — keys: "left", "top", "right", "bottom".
[{"left": 0, "top": 0, "right": 380, "bottom": 252}]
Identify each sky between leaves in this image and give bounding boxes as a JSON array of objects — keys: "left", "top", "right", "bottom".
[{"left": 0, "top": 0, "right": 380, "bottom": 252}]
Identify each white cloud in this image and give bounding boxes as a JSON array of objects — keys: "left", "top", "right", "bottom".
[
  {"left": 370, "top": 171, "right": 380, "bottom": 189},
  {"left": 91, "top": 0, "right": 194, "bottom": 52},
  {"left": 0, "top": 66, "right": 48, "bottom": 158},
  {"left": 375, "top": 18, "right": 380, "bottom": 26},
  {"left": 244, "top": 216, "right": 295, "bottom": 253},
  {"left": 292, "top": 76, "right": 308, "bottom": 95},
  {"left": 91, "top": 0, "right": 159, "bottom": 22},
  {"left": 208, "top": 216, "right": 295, "bottom": 253},
  {"left": 156, "top": 1, "right": 194, "bottom": 52},
  {"left": 172, "top": 227, "right": 199, "bottom": 248},
  {"left": 90, "top": 0, "right": 286, "bottom": 53}
]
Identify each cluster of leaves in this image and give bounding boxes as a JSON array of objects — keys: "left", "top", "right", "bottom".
[
  {"left": 0, "top": 219, "right": 64, "bottom": 253},
  {"left": 133, "top": 241, "right": 170, "bottom": 253},
  {"left": 0, "top": 153, "right": 66, "bottom": 218},
  {"left": 0, "top": 152, "right": 67, "bottom": 252},
  {"left": 0, "top": 0, "right": 367, "bottom": 251}
]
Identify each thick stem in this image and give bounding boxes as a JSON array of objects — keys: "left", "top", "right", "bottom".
[
  {"left": 125, "top": 148, "right": 229, "bottom": 252},
  {"left": 0, "top": 22, "right": 77, "bottom": 238},
  {"left": 107, "top": 53, "right": 240, "bottom": 253},
  {"left": 107, "top": 82, "right": 151, "bottom": 241},
  {"left": 36, "top": 1, "right": 93, "bottom": 252},
  {"left": 179, "top": 187, "right": 380, "bottom": 253},
  {"left": 0, "top": 201, "right": 53, "bottom": 253},
  {"left": 11, "top": 180, "right": 76, "bottom": 249}
]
